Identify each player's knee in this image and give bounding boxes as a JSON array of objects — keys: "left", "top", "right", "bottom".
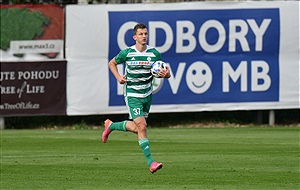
[
  {"left": 139, "top": 126, "right": 147, "bottom": 133},
  {"left": 137, "top": 122, "right": 147, "bottom": 133},
  {"left": 126, "top": 121, "right": 138, "bottom": 133},
  {"left": 133, "top": 126, "right": 138, "bottom": 133}
]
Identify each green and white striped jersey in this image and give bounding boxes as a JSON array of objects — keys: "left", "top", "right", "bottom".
[{"left": 114, "top": 45, "right": 162, "bottom": 98}]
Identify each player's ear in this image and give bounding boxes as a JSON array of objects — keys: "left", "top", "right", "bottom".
[{"left": 133, "top": 35, "right": 137, "bottom": 41}]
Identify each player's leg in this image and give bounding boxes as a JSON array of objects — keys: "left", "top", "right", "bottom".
[
  {"left": 101, "top": 95, "right": 139, "bottom": 143},
  {"left": 134, "top": 116, "right": 154, "bottom": 166},
  {"left": 134, "top": 95, "right": 163, "bottom": 173},
  {"left": 134, "top": 115, "right": 162, "bottom": 173},
  {"left": 125, "top": 121, "right": 138, "bottom": 133},
  {"left": 102, "top": 119, "right": 128, "bottom": 143},
  {"left": 102, "top": 120, "right": 138, "bottom": 143},
  {"left": 134, "top": 116, "right": 147, "bottom": 139},
  {"left": 126, "top": 96, "right": 154, "bottom": 167},
  {"left": 107, "top": 120, "right": 138, "bottom": 132}
]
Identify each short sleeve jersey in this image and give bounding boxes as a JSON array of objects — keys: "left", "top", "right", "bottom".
[{"left": 114, "top": 45, "right": 162, "bottom": 98}]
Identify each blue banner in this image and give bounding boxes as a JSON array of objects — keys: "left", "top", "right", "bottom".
[{"left": 108, "top": 9, "right": 280, "bottom": 106}]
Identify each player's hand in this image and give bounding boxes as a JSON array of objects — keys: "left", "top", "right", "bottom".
[
  {"left": 159, "top": 65, "right": 171, "bottom": 78},
  {"left": 117, "top": 74, "right": 127, "bottom": 84}
]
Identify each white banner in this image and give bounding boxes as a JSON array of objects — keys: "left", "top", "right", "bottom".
[
  {"left": 65, "top": 2, "right": 300, "bottom": 116},
  {"left": 10, "top": 40, "right": 63, "bottom": 54}
]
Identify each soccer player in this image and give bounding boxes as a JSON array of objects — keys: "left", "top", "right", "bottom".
[{"left": 102, "top": 23, "right": 170, "bottom": 173}]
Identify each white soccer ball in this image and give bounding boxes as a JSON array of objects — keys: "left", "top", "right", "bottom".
[{"left": 151, "top": 61, "right": 167, "bottom": 78}]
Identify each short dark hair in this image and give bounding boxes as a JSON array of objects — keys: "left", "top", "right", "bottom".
[{"left": 133, "top": 23, "right": 147, "bottom": 34}]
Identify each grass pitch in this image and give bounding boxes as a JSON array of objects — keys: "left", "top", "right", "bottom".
[{"left": 1, "top": 127, "right": 299, "bottom": 189}]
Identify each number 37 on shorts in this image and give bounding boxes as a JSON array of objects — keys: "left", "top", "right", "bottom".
[{"left": 126, "top": 96, "right": 152, "bottom": 119}]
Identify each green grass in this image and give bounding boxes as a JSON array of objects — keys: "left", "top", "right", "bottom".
[{"left": 1, "top": 127, "right": 299, "bottom": 189}]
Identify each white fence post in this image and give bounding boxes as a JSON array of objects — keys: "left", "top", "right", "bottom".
[
  {"left": 0, "top": 117, "right": 5, "bottom": 130},
  {"left": 269, "top": 110, "right": 275, "bottom": 126}
]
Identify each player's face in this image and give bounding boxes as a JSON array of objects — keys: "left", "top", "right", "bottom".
[{"left": 134, "top": 28, "right": 148, "bottom": 45}]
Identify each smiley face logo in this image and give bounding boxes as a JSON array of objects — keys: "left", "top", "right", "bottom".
[{"left": 186, "top": 61, "right": 212, "bottom": 94}]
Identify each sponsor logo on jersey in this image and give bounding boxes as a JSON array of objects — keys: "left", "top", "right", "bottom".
[{"left": 128, "top": 61, "right": 150, "bottom": 65}]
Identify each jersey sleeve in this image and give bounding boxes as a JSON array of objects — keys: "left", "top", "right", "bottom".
[{"left": 114, "top": 49, "right": 128, "bottom": 64}]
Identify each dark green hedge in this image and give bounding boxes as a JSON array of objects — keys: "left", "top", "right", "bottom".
[{"left": 3, "top": 109, "right": 299, "bottom": 129}]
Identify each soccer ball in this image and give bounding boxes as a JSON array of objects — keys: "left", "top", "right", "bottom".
[{"left": 151, "top": 61, "right": 167, "bottom": 78}]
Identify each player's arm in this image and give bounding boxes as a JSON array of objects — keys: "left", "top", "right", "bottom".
[{"left": 108, "top": 58, "right": 127, "bottom": 84}]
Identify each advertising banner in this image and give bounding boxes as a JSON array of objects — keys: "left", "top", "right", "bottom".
[
  {"left": 108, "top": 9, "right": 280, "bottom": 106},
  {"left": 65, "top": 2, "right": 299, "bottom": 115},
  {"left": 0, "top": 61, "right": 67, "bottom": 116},
  {"left": 0, "top": 4, "right": 64, "bottom": 61}
]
